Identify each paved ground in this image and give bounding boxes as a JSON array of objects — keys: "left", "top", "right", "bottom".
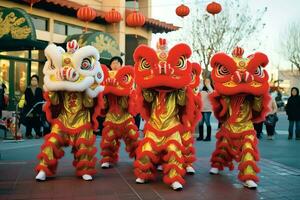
[{"left": 0, "top": 112, "right": 300, "bottom": 200}]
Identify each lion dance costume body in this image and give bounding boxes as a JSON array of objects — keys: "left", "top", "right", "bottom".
[
  {"left": 99, "top": 65, "right": 139, "bottom": 168},
  {"left": 209, "top": 47, "right": 270, "bottom": 189},
  {"left": 35, "top": 40, "right": 104, "bottom": 181},
  {"left": 133, "top": 39, "right": 200, "bottom": 190}
]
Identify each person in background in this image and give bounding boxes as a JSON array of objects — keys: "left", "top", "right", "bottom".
[
  {"left": 285, "top": 87, "right": 300, "bottom": 140},
  {"left": 23, "top": 75, "right": 44, "bottom": 139},
  {"left": 264, "top": 97, "right": 278, "bottom": 140},
  {"left": 197, "top": 78, "right": 213, "bottom": 141},
  {"left": 0, "top": 83, "right": 6, "bottom": 119}
]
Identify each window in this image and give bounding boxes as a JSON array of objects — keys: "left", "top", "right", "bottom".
[
  {"left": 67, "top": 25, "right": 83, "bottom": 35},
  {"left": 54, "top": 21, "right": 83, "bottom": 35},
  {"left": 54, "top": 21, "right": 67, "bottom": 35},
  {"left": 31, "top": 15, "right": 48, "bottom": 31}
]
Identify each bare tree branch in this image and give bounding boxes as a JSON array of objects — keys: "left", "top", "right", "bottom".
[
  {"left": 178, "top": 0, "right": 267, "bottom": 71},
  {"left": 282, "top": 22, "right": 300, "bottom": 71}
]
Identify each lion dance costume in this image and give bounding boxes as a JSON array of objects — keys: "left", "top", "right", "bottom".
[
  {"left": 133, "top": 38, "right": 200, "bottom": 190},
  {"left": 35, "top": 40, "right": 104, "bottom": 181},
  {"left": 99, "top": 65, "right": 139, "bottom": 168},
  {"left": 209, "top": 47, "right": 270, "bottom": 189}
]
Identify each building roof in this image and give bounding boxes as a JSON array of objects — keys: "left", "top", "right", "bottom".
[
  {"left": 125, "top": 9, "right": 179, "bottom": 33},
  {"left": 16, "top": 0, "right": 179, "bottom": 33}
]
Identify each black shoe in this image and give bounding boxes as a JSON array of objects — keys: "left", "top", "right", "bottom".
[
  {"left": 203, "top": 138, "right": 211, "bottom": 141},
  {"left": 196, "top": 137, "right": 203, "bottom": 141}
]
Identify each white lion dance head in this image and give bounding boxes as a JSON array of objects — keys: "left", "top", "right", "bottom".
[{"left": 43, "top": 40, "right": 104, "bottom": 97}]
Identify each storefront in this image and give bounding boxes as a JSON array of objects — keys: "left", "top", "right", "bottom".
[
  {"left": 0, "top": 7, "right": 47, "bottom": 110},
  {"left": 1, "top": 0, "right": 179, "bottom": 111}
]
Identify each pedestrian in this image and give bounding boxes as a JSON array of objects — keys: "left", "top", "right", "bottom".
[
  {"left": 264, "top": 98, "right": 278, "bottom": 140},
  {"left": 23, "top": 75, "right": 44, "bottom": 139},
  {"left": 285, "top": 87, "right": 300, "bottom": 140},
  {"left": 197, "top": 78, "right": 213, "bottom": 141},
  {"left": 0, "top": 83, "right": 7, "bottom": 119}
]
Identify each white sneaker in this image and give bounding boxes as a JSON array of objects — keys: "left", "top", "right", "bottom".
[
  {"left": 209, "top": 167, "right": 219, "bottom": 175},
  {"left": 101, "top": 162, "right": 110, "bottom": 169},
  {"left": 157, "top": 165, "right": 163, "bottom": 171},
  {"left": 171, "top": 181, "right": 183, "bottom": 191},
  {"left": 136, "top": 178, "right": 145, "bottom": 184},
  {"left": 186, "top": 166, "right": 195, "bottom": 175},
  {"left": 35, "top": 170, "right": 46, "bottom": 181},
  {"left": 243, "top": 180, "right": 258, "bottom": 189},
  {"left": 82, "top": 174, "right": 93, "bottom": 181}
]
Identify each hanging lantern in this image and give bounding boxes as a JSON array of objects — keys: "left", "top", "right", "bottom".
[
  {"left": 126, "top": 11, "right": 145, "bottom": 27},
  {"left": 176, "top": 4, "right": 190, "bottom": 18},
  {"left": 206, "top": 2, "right": 222, "bottom": 15},
  {"left": 77, "top": 6, "right": 97, "bottom": 32},
  {"left": 105, "top": 8, "right": 122, "bottom": 24},
  {"left": 23, "top": 0, "right": 40, "bottom": 10}
]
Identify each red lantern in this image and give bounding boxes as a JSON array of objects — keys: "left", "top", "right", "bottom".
[
  {"left": 77, "top": 6, "right": 96, "bottom": 22},
  {"left": 77, "top": 6, "right": 96, "bottom": 32},
  {"left": 206, "top": 2, "right": 222, "bottom": 15},
  {"left": 105, "top": 8, "right": 122, "bottom": 24},
  {"left": 176, "top": 4, "right": 190, "bottom": 18},
  {"left": 126, "top": 11, "right": 145, "bottom": 27}
]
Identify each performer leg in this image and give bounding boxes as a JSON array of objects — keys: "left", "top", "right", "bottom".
[
  {"left": 181, "top": 130, "right": 196, "bottom": 174},
  {"left": 210, "top": 129, "right": 234, "bottom": 174},
  {"left": 123, "top": 120, "right": 139, "bottom": 159},
  {"left": 238, "top": 130, "right": 260, "bottom": 188},
  {"left": 134, "top": 131, "right": 159, "bottom": 183},
  {"left": 35, "top": 124, "right": 65, "bottom": 180},
  {"left": 100, "top": 124, "right": 120, "bottom": 167},
  {"left": 73, "top": 128, "right": 97, "bottom": 180},
  {"left": 163, "top": 131, "right": 185, "bottom": 190}
]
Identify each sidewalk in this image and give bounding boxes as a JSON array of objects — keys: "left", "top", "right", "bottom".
[{"left": 0, "top": 135, "right": 300, "bottom": 200}]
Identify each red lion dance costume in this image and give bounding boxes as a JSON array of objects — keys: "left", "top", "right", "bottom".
[
  {"left": 209, "top": 47, "right": 270, "bottom": 189},
  {"left": 35, "top": 40, "right": 104, "bottom": 181},
  {"left": 99, "top": 65, "right": 139, "bottom": 168},
  {"left": 133, "top": 39, "right": 199, "bottom": 190},
  {"left": 180, "top": 62, "right": 202, "bottom": 175}
]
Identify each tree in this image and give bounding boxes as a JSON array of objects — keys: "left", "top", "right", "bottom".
[
  {"left": 282, "top": 22, "right": 300, "bottom": 71},
  {"left": 176, "top": 0, "right": 267, "bottom": 72}
]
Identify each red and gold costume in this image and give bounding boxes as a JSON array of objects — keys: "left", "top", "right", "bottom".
[
  {"left": 181, "top": 63, "right": 202, "bottom": 172},
  {"left": 133, "top": 38, "right": 197, "bottom": 190},
  {"left": 99, "top": 66, "right": 139, "bottom": 165},
  {"left": 35, "top": 40, "right": 104, "bottom": 179},
  {"left": 209, "top": 47, "right": 270, "bottom": 186}
]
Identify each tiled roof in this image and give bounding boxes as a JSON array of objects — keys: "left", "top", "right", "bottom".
[{"left": 18, "top": 0, "right": 179, "bottom": 33}]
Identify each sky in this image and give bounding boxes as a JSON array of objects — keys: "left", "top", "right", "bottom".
[{"left": 150, "top": 0, "right": 300, "bottom": 74}]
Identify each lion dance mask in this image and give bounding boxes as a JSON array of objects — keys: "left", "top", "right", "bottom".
[
  {"left": 35, "top": 40, "right": 104, "bottom": 181},
  {"left": 209, "top": 47, "right": 270, "bottom": 189}
]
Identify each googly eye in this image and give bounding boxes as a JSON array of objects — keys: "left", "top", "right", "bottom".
[
  {"left": 176, "top": 56, "right": 187, "bottom": 70},
  {"left": 216, "top": 63, "right": 230, "bottom": 76},
  {"left": 254, "top": 66, "right": 264, "bottom": 78},
  {"left": 122, "top": 74, "right": 129, "bottom": 83},
  {"left": 140, "top": 58, "right": 151, "bottom": 70},
  {"left": 81, "top": 58, "right": 92, "bottom": 70}
]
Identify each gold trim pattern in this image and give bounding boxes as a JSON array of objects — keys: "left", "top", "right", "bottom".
[{"left": 0, "top": 12, "right": 31, "bottom": 39}]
